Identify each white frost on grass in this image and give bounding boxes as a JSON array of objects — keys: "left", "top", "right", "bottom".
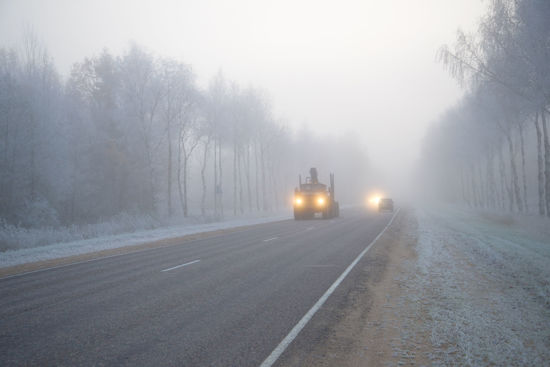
[
  {"left": 0, "top": 213, "right": 290, "bottom": 268},
  {"left": 414, "top": 207, "right": 550, "bottom": 366}
]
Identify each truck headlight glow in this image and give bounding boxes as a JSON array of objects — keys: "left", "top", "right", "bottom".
[
  {"left": 317, "top": 197, "right": 325, "bottom": 205},
  {"left": 295, "top": 197, "right": 303, "bottom": 205}
]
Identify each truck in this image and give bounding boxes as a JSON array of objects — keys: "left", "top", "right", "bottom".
[{"left": 293, "top": 168, "right": 339, "bottom": 220}]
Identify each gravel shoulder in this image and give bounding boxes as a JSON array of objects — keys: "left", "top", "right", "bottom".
[
  {"left": 278, "top": 209, "right": 431, "bottom": 366},
  {"left": 278, "top": 207, "right": 550, "bottom": 366}
]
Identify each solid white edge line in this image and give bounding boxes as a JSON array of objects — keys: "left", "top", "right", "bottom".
[
  {"left": 161, "top": 259, "right": 201, "bottom": 272},
  {"left": 263, "top": 237, "right": 279, "bottom": 242},
  {"left": 259, "top": 208, "right": 401, "bottom": 367}
]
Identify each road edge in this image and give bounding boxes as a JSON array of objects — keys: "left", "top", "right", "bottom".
[
  {"left": 0, "top": 219, "right": 289, "bottom": 280},
  {"left": 259, "top": 208, "right": 401, "bottom": 367}
]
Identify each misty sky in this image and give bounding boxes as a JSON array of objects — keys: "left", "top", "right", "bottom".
[{"left": 0, "top": 0, "right": 485, "bottom": 191}]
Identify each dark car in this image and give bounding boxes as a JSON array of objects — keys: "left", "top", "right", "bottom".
[{"left": 378, "top": 198, "right": 394, "bottom": 212}]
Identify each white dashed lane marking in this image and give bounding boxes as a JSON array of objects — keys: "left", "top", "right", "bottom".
[{"left": 161, "top": 259, "right": 201, "bottom": 272}]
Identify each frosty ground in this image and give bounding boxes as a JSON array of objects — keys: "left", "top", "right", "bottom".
[
  {"left": 2, "top": 206, "right": 549, "bottom": 366},
  {"left": 0, "top": 212, "right": 290, "bottom": 268},
  {"left": 279, "top": 207, "right": 550, "bottom": 367},
  {"left": 412, "top": 208, "right": 550, "bottom": 366}
]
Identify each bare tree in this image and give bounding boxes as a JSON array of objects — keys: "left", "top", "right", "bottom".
[
  {"left": 534, "top": 112, "right": 546, "bottom": 215},
  {"left": 176, "top": 97, "right": 201, "bottom": 217},
  {"left": 159, "top": 58, "right": 194, "bottom": 217}
]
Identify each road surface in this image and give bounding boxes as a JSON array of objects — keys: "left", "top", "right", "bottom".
[{"left": 0, "top": 207, "right": 395, "bottom": 366}]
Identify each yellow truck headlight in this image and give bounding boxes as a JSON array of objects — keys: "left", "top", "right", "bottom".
[
  {"left": 317, "top": 197, "right": 325, "bottom": 205},
  {"left": 295, "top": 197, "right": 303, "bottom": 205}
]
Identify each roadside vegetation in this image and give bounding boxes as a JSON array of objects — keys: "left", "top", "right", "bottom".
[
  {"left": 0, "top": 33, "right": 369, "bottom": 249},
  {"left": 421, "top": 0, "right": 550, "bottom": 217}
]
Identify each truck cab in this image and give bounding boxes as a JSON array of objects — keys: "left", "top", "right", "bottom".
[{"left": 294, "top": 168, "right": 339, "bottom": 220}]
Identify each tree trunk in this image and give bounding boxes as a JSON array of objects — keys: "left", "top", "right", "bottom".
[
  {"left": 30, "top": 114, "right": 36, "bottom": 201},
  {"left": 183, "top": 155, "right": 188, "bottom": 217},
  {"left": 261, "top": 142, "right": 267, "bottom": 211},
  {"left": 149, "top": 149, "right": 156, "bottom": 214},
  {"left": 534, "top": 111, "right": 546, "bottom": 216},
  {"left": 486, "top": 152, "right": 496, "bottom": 209},
  {"left": 219, "top": 136, "right": 223, "bottom": 217},
  {"left": 213, "top": 138, "right": 218, "bottom": 216},
  {"left": 470, "top": 165, "right": 479, "bottom": 208},
  {"left": 477, "top": 163, "right": 485, "bottom": 208},
  {"left": 140, "top": 114, "right": 156, "bottom": 215},
  {"left": 1, "top": 103, "right": 11, "bottom": 215},
  {"left": 200, "top": 137, "right": 210, "bottom": 217},
  {"left": 233, "top": 140, "right": 237, "bottom": 216},
  {"left": 541, "top": 109, "right": 550, "bottom": 217},
  {"left": 179, "top": 135, "right": 200, "bottom": 218},
  {"left": 238, "top": 147, "right": 244, "bottom": 214},
  {"left": 519, "top": 123, "right": 528, "bottom": 213},
  {"left": 498, "top": 146, "right": 512, "bottom": 212},
  {"left": 506, "top": 133, "right": 523, "bottom": 212},
  {"left": 254, "top": 139, "right": 260, "bottom": 211},
  {"left": 177, "top": 135, "right": 185, "bottom": 216},
  {"left": 167, "top": 122, "right": 173, "bottom": 217},
  {"left": 70, "top": 148, "right": 79, "bottom": 222},
  {"left": 8, "top": 115, "right": 21, "bottom": 217},
  {"left": 270, "top": 160, "right": 279, "bottom": 210},
  {"left": 245, "top": 143, "right": 252, "bottom": 212},
  {"left": 460, "top": 167, "right": 469, "bottom": 206}
]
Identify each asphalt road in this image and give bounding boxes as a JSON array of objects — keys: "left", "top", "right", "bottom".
[{"left": 0, "top": 207, "right": 394, "bottom": 366}]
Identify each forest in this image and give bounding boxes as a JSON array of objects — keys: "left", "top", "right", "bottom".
[
  {"left": 0, "top": 35, "right": 370, "bottom": 235},
  {"left": 421, "top": 0, "right": 550, "bottom": 217}
]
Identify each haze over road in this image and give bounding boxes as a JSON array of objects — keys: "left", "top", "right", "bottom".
[{"left": 0, "top": 207, "right": 394, "bottom": 366}]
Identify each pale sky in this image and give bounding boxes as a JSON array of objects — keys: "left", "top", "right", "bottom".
[{"left": 0, "top": 0, "right": 485, "bottom": 192}]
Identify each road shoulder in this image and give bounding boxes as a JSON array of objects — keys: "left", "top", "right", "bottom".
[
  {"left": 277, "top": 209, "right": 431, "bottom": 366},
  {"left": 0, "top": 222, "right": 283, "bottom": 279}
]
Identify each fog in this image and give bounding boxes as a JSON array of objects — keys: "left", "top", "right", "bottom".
[
  {"left": 8, "top": 0, "right": 550, "bottom": 233},
  {"left": 3, "top": 3, "right": 550, "bottom": 364},
  {"left": 0, "top": 0, "right": 484, "bottom": 196}
]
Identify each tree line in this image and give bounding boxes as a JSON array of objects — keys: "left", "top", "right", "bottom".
[
  {"left": 420, "top": 0, "right": 550, "bottom": 217},
  {"left": 0, "top": 34, "right": 370, "bottom": 229}
]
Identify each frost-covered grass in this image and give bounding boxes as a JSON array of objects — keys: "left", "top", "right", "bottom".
[
  {"left": 413, "top": 207, "right": 550, "bottom": 366},
  {"left": 0, "top": 211, "right": 291, "bottom": 268},
  {"left": 0, "top": 212, "right": 165, "bottom": 251}
]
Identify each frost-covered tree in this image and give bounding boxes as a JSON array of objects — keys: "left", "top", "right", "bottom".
[
  {"left": 430, "top": 0, "right": 550, "bottom": 216},
  {"left": 0, "top": 38, "right": 372, "bottom": 233}
]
